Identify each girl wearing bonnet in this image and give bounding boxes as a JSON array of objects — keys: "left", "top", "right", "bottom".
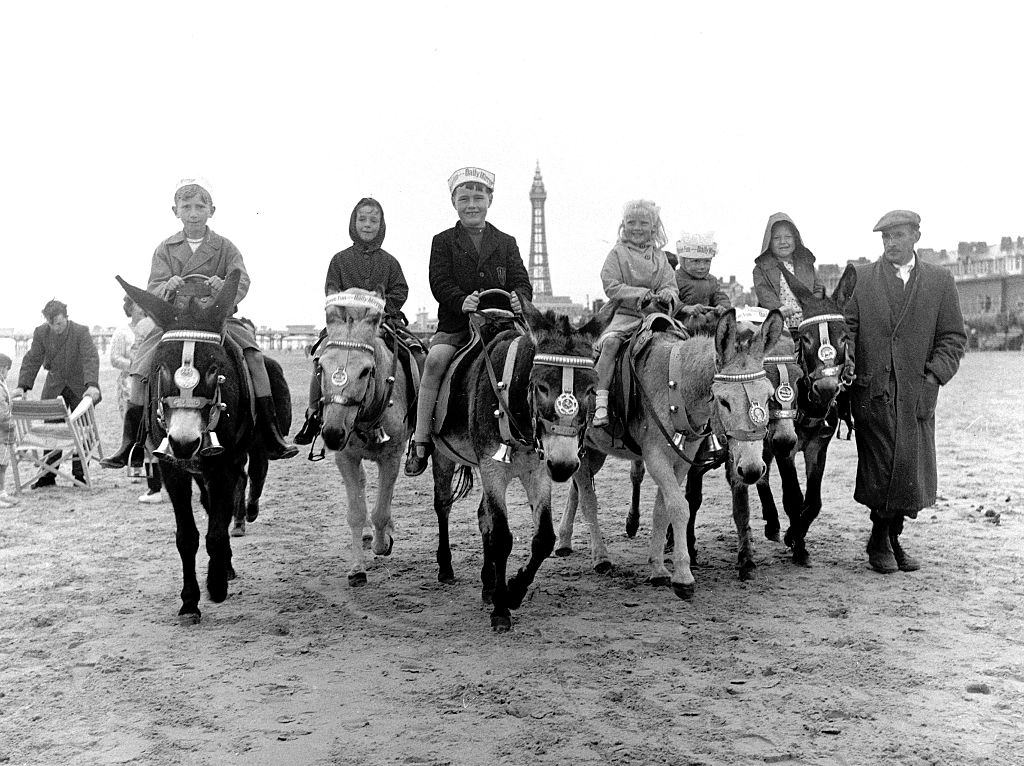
[{"left": 593, "top": 199, "right": 679, "bottom": 426}]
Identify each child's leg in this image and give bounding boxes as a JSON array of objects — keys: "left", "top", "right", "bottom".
[
  {"left": 293, "top": 360, "right": 322, "bottom": 445},
  {"left": 404, "top": 343, "right": 458, "bottom": 476},
  {"left": 593, "top": 335, "right": 623, "bottom": 426},
  {"left": 244, "top": 348, "right": 297, "bottom": 460},
  {"left": 0, "top": 465, "right": 9, "bottom": 507}
]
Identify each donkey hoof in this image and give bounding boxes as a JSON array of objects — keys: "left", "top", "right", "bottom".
[
  {"left": 230, "top": 522, "right": 245, "bottom": 537},
  {"left": 246, "top": 503, "right": 260, "bottom": 523},
  {"left": 347, "top": 571, "right": 367, "bottom": 587},
  {"left": 481, "top": 588, "right": 494, "bottom": 605},
  {"left": 594, "top": 560, "right": 613, "bottom": 575},
  {"left": 207, "top": 580, "right": 228, "bottom": 603},
  {"left": 554, "top": 546, "right": 572, "bottom": 558},
  {"left": 227, "top": 565, "right": 236, "bottom": 581},
  {"left": 437, "top": 567, "right": 456, "bottom": 584},
  {"left": 738, "top": 564, "right": 756, "bottom": 581},
  {"left": 625, "top": 518, "right": 639, "bottom": 538},
  {"left": 177, "top": 609, "right": 201, "bottom": 625},
  {"left": 792, "top": 548, "right": 811, "bottom": 567},
  {"left": 764, "top": 524, "right": 781, "bottom": 542},
  {"left": 672, "top": 581, "right": 695, "bottom": 600},
  {"left": 378, "top": 535, "right": 394, "bottom": 557},
  {"left": 783, "top": 529, "right": 795, "bottom": 548},
  {"left": 650, "top": 575, "right": 671, "bottom": 588},
  {"left": 490, "top": 612, "right": 512, "bottom": 632}
]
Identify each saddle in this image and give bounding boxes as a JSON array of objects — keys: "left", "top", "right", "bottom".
[
  {"left": 589, "top": 312, "right": 688, "bottom": 457},
  {"left": 381, "top": 322, "right": 425, "bottom": 428}
]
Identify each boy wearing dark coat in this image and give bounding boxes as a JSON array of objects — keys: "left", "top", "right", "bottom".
[
  {"left": 843, "top": 210, "right": 966, "bottom": 574},
  {"left": 404, "top": 167, "right": 532, "bottom": 476}
]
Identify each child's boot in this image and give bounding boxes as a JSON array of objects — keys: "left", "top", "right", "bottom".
[
  {"left": 256, "top": 396, "right": 298, "bottom": 460},
  {"left": 101, "top": 404, "right": 145, "bottom": 469},
  {"left": 293, "top": 368, "right": 322, "bottom": 445},
  {"left": 593, "top": 391, "right": 610, "bottom": 427}
]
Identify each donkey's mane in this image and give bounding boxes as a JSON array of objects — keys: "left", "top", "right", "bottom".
[{"left": 676, "top": 335, "right": 716, "bottom": 401}]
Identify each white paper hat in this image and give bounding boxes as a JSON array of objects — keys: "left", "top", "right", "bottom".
[
  {"left": 325, "top": 290, "right": 386, "bottom": 314},
  {"left": 174, "top": 176, "right": 213, "bottom": 198},
  {"left": 448, "top": 167, "right": 495, "bottom": 194},
  {"left": 676, "top": 231, "right": 718, "bottom": 258}
]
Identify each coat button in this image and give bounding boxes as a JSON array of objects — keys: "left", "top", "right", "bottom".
[{"left": 479, "top": 271, "right": 484, "bottom": 277}]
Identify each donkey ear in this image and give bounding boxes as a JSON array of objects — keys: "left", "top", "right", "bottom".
[
  {"left": 206, "top": 269, "right": 243, "bottom": 327},
  {"left": 832, "top": 263, "right": 858, "bottom": 310},
  {"left": 753, "top": 309, "right": 785, "bottom": 357},
  {"left": 715, "top": 308, "right": 738, "bottom": 367},
  {"left": 778, "top": 264, "right": 815, "bottom": 306},
  {"left": 116, "top": 275, "right": 176, "bottom": 329}
]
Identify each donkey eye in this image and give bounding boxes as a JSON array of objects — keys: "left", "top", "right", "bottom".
[
  {"left": 536, "top": 383, "right": 550, "bottom": 396},
  {"left": 718, "top": 398, "right": 731, "bottom": 412},
  {"left": 359, "top": 368, "right": 370, "bottom": 379}
]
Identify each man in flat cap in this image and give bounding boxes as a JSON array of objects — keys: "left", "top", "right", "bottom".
[{"left": 841, "top": 210, "right": 965, "bottom": 573}]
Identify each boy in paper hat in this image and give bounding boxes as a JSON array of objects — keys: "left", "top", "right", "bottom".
[
  {"left": 674, "top": 231, "right": 731, "bottom": 313},
  {"left": 404, "top": 167, "right": 532, "bottom": 476},
  {"left": 104, "top": 178, "right": 298, "bottom": 467}
]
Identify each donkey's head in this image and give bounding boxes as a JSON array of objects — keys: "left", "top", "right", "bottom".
[
  {"left": 778, "top": 266, "right": 855, "bottom": 407},
  {"left": 528, "top": 312, "right": 600, "bottom": 483},
  {"left": 117, "top": 270, "right": 243, "bottom": 461},
  {"left": 318, "top": 289, "right": 386, "bottom": 451},
  {"left": 712, "top": 308, "right": 784, "bottom": 485}
]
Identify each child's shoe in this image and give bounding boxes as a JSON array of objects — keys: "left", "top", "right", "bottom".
[
  {"left": 138, "top": 489, "right": 169, "bottom": 504},
  {"left": 593, "top": 391, "right": 610, "bottom": 427},
  {"left": 0, "top": 491, "right": 16, "bottom": 506}
]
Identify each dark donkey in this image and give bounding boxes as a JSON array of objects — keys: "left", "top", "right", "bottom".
[
  {"left": 432, "top": 296, "right": 599, "bottom": 631},
  {"left": 756, "top": 265, "right": 857, "bottom": 565},
  {"left": 118, "top": 269, "right": 276, "bottom": 622}
]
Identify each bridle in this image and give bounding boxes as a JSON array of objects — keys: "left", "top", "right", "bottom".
[
  {"left": 796, "top": 314, "right": 849, "bottom": 382},
  {"left": 763, "top": 354, "right": 799, "bottom": 422},
  {"left": 794, "top": 313, "right": 853, "bottom": 427},
  {"left": 711, "top": 369, "right": 771, "bottom": 442},
  {"left": 532, "top": 353, "right": 594, "bottom": 443},
  {"left": 153, "top": 329, "right": 228, "bottom": 459}
]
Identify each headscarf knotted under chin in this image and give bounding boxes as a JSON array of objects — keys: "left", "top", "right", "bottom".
[{"left": 349, "top": 197, "right": 386, "bottom": 253}]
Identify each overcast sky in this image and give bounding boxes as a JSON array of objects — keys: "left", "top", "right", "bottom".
[{"left": 2, "top": 2, "right": 1021, "bottom": 332}]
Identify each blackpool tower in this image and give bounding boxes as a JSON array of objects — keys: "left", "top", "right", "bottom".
[{"left": 528, "top": 162, "right": 552, "bottom": 297}]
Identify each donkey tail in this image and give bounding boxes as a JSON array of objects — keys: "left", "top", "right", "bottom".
[{"left": 450, "top": 466, "right": 475, "bottom": 506}]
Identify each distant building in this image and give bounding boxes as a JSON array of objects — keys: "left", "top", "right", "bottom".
[{"left": 921, "top": 237, "right": 1024, "bottom": 320}]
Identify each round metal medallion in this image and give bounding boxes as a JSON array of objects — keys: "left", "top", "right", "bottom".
[
  {"left": 331, "top": 368, "right": 348, "bottom": 387},
  {"left": 174, "top": 366, "right": 200, "bottom": 390},
  {"left": 554, "top": 392, "right": 579, "bottom": 417},
  {"left": 817, "top": 343, "right": 837, "bottom": 363},
  {"left": 776, "top": 384, "right": 795, "bottom": 404},
  {"left": 748, "top": 402, "right": 768, "bottom": 426}
]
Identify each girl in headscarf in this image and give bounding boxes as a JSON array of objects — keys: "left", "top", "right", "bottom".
[
  {"left": 293, "top": 197, "right": 410, "bottom": 445},
  {"left": 593, "top": 199, "right": 678, "bottom": 426},
  {"left": 752, "top": 213, "right": 825, "bottom": 333}
]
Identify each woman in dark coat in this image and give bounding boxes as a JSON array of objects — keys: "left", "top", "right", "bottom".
[{"left": 753, "top": 212, "right": 825, "bottom": 334}]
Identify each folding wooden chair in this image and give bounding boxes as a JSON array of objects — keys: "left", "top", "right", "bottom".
[{"left": 10, "top": 396, "right": 104, "bottom": 491}]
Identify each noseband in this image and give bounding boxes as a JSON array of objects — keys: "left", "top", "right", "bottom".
[
  {"left": 712, "top": 369, "right": 770, "bottom": 441},
  {"left": 155, "top": 329, "right": 228, "bottom": 457}
]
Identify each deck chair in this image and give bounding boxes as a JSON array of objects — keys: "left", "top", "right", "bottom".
[{"left": 10, "top": 396, "right": 104, "bottom": 491}]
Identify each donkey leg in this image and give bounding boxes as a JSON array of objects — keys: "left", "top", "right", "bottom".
[
  {"left": 756, "top": 449, "right": 782, "bottom": 542},
  {"left": 553, "top": 477, "right": 579, "bottom": 557},
  {"left": 478, "top": 466, "right": 514, "bottom": 631},
  {"left": 573, "top": 456, "right": 612, "bottom": 573},
  {"left": 506, "top": 469, "right": 556, "bottom": 609},
  {"left": 168, "top": 468, "right": 201, "bottom": 621},
  {"left": 230, "top": 467, "right": 247, "bottom": 537},
  {"left": 777, "top": 451, "right": 805, "bottom": 553},
  {"left": 792, "top": 436, "right": 831, "bottom": 566},
  {"left": 626, "top": 459, "right": 645, "bottom": 538},
  {"left": 246, "top": 450, "right": 268, "bottom": 523},
  {"left": 337, "top": 452, "right": 370, "bottom": 586},
  {"left": 370, "top": 451, "right": 400, "bottom": 556},
  {"left": 205, "top": 469, "right": 240, "bottom": 603},
  {"left": 432, "top": 455, "right": 457, "bottom": 584},
  {"left": 731, "top": 476, "right": 757, "bottom": 581},
  {"left": 647, "top": 452, "right": 695, "bottom": 598},
  {"left": 684, "top": 467, "right": 707, "bottom": 565}
]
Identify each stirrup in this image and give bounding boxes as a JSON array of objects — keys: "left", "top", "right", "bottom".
[{"left": 404, "top": 440, "right": 432, "bottom": 477}]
